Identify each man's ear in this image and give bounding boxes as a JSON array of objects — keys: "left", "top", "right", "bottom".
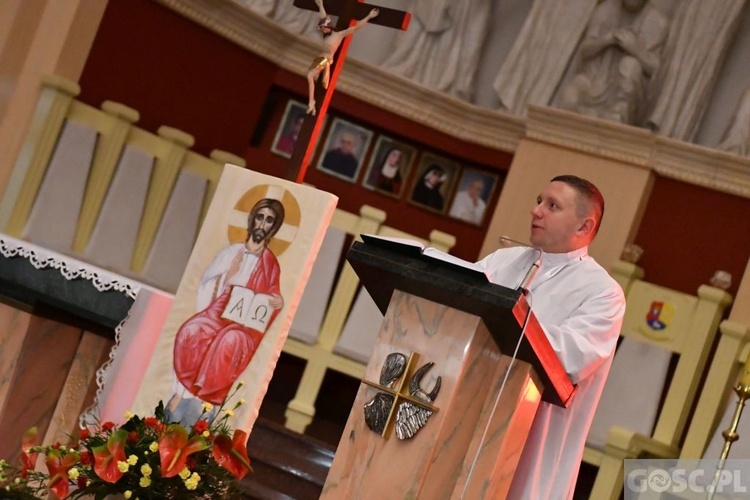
[{"left": 578, "top": 217, "right": 596, "bottom": 237}]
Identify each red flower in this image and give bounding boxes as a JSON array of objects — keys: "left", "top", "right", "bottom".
[
  {"left": 127, "top": 430, "right": 140, "bottom": 444},
  {"left": 79, "top": 428, "right": 90, "bottom": 440},
  {"left": 158, "top": 424, "right": 207, "bottom": 478},
  {"left": 46, "top": 448, "right": 80, "bottom": 499},
  {"left": 101, "top": 421, "right": 115, "bottom": 432},
  {"left": 92, "top": 429, "right": 128, "bottom": 483},
  {"left": 212, "top": 429, "right": 252, "bottom": 479},
  {"left": 193, "top": 420, "right": 209, "bottom": 434},
  {"left": 144, "top": 417, "right": 165, "bottom": 433},
  {"left": 80, "top": 450, "right": 92, "bottom": 465},
  {"left": 144, "top": 417, "right": 159, "bottom": 428},
  {"left": 20, "top": 427, "right": 39, "bottom": 474}
]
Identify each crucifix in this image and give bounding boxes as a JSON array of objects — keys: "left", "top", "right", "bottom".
[{"left": 284, "top": 0, "right": 410, "bottom": 183}]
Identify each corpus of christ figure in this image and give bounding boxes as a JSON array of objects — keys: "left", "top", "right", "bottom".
[
  {"left": 306, "top": 0, "right": 379, "bottom": 115},
  {"left": 287, "top": 0, "right": 409, "bottom": 183}
]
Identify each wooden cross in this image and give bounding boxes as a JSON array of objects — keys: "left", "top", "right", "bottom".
[{"left": 284, "top": 0, "right": 411, "bottom": 183}]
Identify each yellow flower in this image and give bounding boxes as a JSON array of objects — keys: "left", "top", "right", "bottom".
[
  {"left": 202, "top": 430, "right": 210, "bottom": 438},
  {"left": 117, "top": 461, "right": 130, "bottom": 473},
  {"left": 140, "top": 464, "right": 152, "bottom": 477},
  {"left": 178, "top": 467, "right": 191, "bottom": 480},
  {"left": 184, "top": 472, "right": 201, "bottom": 490},
  {"left": 68, "top": 468, "right": 80, "bottom": 480},
  {"left": 225, "top": 409, "right": 234, "bottom": 417},
  {"left": 201, "top": 402, "right": 213, "bottom": 412},
  {"left": 139, "top": 476, "right": 152, "bottom": 488},
  {"left": 149, "top": 441, "right": 159, "bottom": 452},
  {"left": 239, "top": 398, "right": 245, "bottom": 406},
  {"left": 237, "top": 381, "right": 245, "bottom": 388},
  {"left": 124, "top": 491, "right": 132, "bottom": 499},
  {"left": 127, "top": 454, "right": 138, "bottom": 466},
  {"left": 124, "top": 411, "right": 134, "bottom": 420}
]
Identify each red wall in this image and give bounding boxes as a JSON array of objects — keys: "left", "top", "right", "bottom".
[
  {"left": 634, "top": 176, "right": 750, "bottom": 297},
  {"left": 79, "top": 0, "right": 277, "bottom": 157}
]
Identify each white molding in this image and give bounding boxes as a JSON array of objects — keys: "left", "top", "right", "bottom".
[
  {"left": 526, "top": 105, "right": 655, "bottom": 167},
  {"left": 653, "top": 137, "right": 750, "bottom": 199}
]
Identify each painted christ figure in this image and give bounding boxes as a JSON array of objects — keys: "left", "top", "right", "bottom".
[{"left": 166, "top": 198, "right": 285, "bottom": 425}]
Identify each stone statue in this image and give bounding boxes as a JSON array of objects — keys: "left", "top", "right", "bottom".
[
  {"left": 717, "top": 87, "right": 750, "bottom": 156},
  {"left": 233, "top": 0, "right": 323, "bottom": 38},
  {"left": 494, "top": 0, "right": 598, "bottom": 117},
  {"left": 646, "top": 0, "right": 745, "bottom": 141},
  {"left": 233, "top": 0, "right": 275, "bottom": 17},
  {"left": 558, "top": 0, "right": 669, "bottom": 125},
  {"left": 271, "top": 1, "right": 321, "bottom": 38},
  {"left": 379, "top": 0, "right": 492, "bottom": 101}
]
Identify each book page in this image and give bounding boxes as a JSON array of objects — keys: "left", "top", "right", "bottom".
[
  {"left": 221, "top": 286, "right": 273, "bottom": 332},
  {"left": 421, "top": 247, "right": 488, "bottom": 276}
]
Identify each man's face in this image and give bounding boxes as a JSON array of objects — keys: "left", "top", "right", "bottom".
[
  {"left": 468, "top": 180, "right": 483, "bottom": 201},
  {"left": 250, "top": 207, "right": 277, "bottom": 244},
  {"left": 339, "top": 133, "right": 356, "bottom": 155},
  {"left": 529, "top": 181, "right": 588, "bottom": 253}
]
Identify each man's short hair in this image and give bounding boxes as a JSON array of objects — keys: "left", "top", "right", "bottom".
[
  {"left": 551, "top": 174, "right": 605, "bottom": 235},
  {"left": 248, "top": 198, "right": 285, "bottom": 240}
]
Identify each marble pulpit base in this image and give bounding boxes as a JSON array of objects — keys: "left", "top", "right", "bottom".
[{"left": 322, "top": 290, "right": 542, "bottom": 498}]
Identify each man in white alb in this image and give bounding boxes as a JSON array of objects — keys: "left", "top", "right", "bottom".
[{"left": 477, "top": 175, "right": 626, "bottom": 499}]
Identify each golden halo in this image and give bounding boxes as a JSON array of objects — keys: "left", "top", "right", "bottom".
[{"left": 227, "top": 184, "right": 301, "bottom": 257}]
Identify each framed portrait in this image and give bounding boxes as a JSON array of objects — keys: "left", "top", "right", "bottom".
[
  {"left": 271, "top": 100, "right": 308, "bottom": 159},
  {"left": 361, "top": 135, "right": 417, "bottom": 198},
  {"left": 447, "top": 168, "right": 499, "bottom": 225},
  {"left": 315, "top": 117, "right": 373, "bottom": 183},
  {"left": 408, "top": 152, "right": 460, "bottom": 213}
]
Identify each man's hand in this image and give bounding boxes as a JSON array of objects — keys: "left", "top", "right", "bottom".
[
  {"left": 367, "top": 8, "right": 379, "bottom": 19},
  {"left": 269, "top": 294, "right": 284, "bottom": 310}
]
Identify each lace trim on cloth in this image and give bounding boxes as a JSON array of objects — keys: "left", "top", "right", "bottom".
[
  {"left": 80, "top": 304, "right": 133, "bottom": 428},
  {"left": 0, "top": 234, "right": 145, "bottom": 427},
  {"left": 0, "top": 235, "right": 140, "bottom": 299}
]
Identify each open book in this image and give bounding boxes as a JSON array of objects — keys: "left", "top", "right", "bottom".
[
  {"left": 220, "top": 286, "right": 274, "bottom": 332},
  {"left": 360, "top": 234, "right": 490, "bottom": 279}
]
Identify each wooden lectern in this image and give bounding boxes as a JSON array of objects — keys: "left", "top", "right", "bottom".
[{"left": 321, "top": 238, "right": 575, "bottom": 498}]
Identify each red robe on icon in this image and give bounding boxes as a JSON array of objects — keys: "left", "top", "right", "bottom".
[{"left": 173, "top": 247, "right": 281, "bottom": 405}]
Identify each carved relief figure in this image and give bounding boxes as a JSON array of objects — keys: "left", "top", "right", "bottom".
[
  {"left": 494, "top": 0, "right": 598, "bottom": 116},
  {"left": 717, "top": 87, "right": 750, "bottom": 157},
  {"left": 558, "top": 0, "right": 669, "bottom": 125},
  {"left": 166, "top": 198, "right": 285, "bottom": 425},
  {"left": 646, "top": 0, "right": 745, "bottom": 140},
  {"left": 379, "top": 0, "right": 492, "bottom": 101}
]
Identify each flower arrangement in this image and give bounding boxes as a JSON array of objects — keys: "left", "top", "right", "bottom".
[{"left": 0, "top": 384, "right": 251, "bottom": 499}]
